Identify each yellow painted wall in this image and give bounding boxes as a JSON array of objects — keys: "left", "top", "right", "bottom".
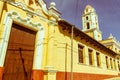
[
  {"left": 86, "top": 31, "right": 94, "bottom": 38},
  {"left": 0, "top": 1, "right": 120, "bottom": 80},
  {"left": 49, "top": 25, "right": 120, "bottom": 76},
  {"left": 0, "top": 1, "right": 50, "bottom": 69}
]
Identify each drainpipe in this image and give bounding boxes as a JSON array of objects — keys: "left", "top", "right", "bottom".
[{"left": 70, "top": 25, "right": 74, "bottom": 80}]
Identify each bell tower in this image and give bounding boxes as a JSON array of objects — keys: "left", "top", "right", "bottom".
[{"left": 82, "top": 5, "right": 102, "bottom": 41}]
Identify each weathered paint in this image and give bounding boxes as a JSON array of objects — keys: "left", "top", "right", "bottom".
[
  {"left": 56, "top": 71, "right": 119, "bottom": 80},
  {"left": 0, "top": 67, "right": 4, "bottom": 80},
  {"left": 31, "top": 70, "right": 44, "bottom": 80}
]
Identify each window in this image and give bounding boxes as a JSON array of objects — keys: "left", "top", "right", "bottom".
[
  {"left": 86, "top": 22, "right": 90, "bottom": 29},
  {"left": 86, "top": 16, "right": 88, "bottom": 20},
  {"left": 88, "top": 49, "right": 93, "bottom": 65},
  {"left": 96, "top": 52, "right": 100, "bottom": 67},
  {"left": 118, "top": 61, "right": 120, "bottom": 71},
  {"left": 98, "top": 35, "right": 101, "bottom": 40},
  {"left": 110, "top": 58, "right": 113, "bottom": 69},
  {"left": 106, "top": 56, "right": 109, "bottom": 69},
  {"left": 78, "top": 44, "right": 84, "bottom": 63},
  {"left": 114, "top": 60, "right": 116, "bottom": 70}
]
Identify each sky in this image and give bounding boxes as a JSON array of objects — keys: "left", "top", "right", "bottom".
[{"left": 44, "top": 0, "right": 120, "bottom": 41}]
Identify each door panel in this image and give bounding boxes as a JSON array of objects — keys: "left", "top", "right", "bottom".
[{"left": 3, "top": 24, "right": 36, "bottom": 80}]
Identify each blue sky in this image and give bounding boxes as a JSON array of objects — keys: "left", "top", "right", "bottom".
[{"left": 45, "top": 0, "right": 120, "bottom": 41}]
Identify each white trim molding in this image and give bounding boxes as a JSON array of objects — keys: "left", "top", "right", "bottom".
[
  {"left": 0, "top": 11, "right": 44, "bottom": 70},
  {"left": 4, "top": 1, "right": 59, "bottom": 25},
  {"left": 38, "top": 0, "right": 49, "bottom": 15},
  {"left": 7, "top": 0, "right": 49, "bottom": 16}
]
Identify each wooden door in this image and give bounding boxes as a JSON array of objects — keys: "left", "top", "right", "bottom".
[{"left": 3, "top": 24, "right": 36, "bottom": 80}]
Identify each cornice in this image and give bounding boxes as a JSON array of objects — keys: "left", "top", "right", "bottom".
[
  {"left": 101, "top": 41, "right": 120, "bottom": 49},
  {"left": 58, "top": 20, "right": 118, "bottom": 57},
  {"left": 5, "top": 1, "right": 58, "bottom": 26},
  {"left": 38, "top": 0, "right": 49, "bottom": 15},
  {"left": 100, "top": 38, "right": 120, "bottom": 49},
  {"left": 4, "top": 11, "right": 43, "bottom": 31}
]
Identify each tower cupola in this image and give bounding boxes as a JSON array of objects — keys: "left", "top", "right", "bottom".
[{"left": 82, "top": 5, "right": 102, "bottom": 41}]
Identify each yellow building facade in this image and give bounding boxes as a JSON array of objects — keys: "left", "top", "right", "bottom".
[{"left": 0, "top": 0, "right": 120, "bottom": 80}]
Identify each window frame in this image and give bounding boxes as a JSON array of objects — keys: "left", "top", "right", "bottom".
[
  {"left": 88, "top": 49, "right": 93, "bottom": 65},
  {"left": 110, "top": 58, "right": 113, "bottom": 69},
  {"left": 86, "top": 22, "right": 90, "bottom": 29},
  {"left": 105, "top": 56, "right": 109, "bottom": 69},
  {"left": 96, "top": 52, "right": 101, "bottom": 67},
  {"left": 78, "top": 44, "right": 84, "bottom": 64},
  {"left": 86, "top": 16, "right": 89, "bottom": 20}
]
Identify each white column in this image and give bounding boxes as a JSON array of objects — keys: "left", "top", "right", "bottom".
[
  {"left": 33, "top": 27, "right": 44, "bottom": 69},
  {"left": 0, "top": 16, "right": 13, "bottom": 66}
]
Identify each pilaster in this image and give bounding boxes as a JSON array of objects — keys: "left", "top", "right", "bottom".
[
  {"left": 101, "top": 54, "right": 106, "bottom": 69},
  {"left": 46, "top": 22, "right": 55, "bottom": 66},
  {"left": 0, "top": 1, "right": 4, "bottom": 22},
  {"left": 44, "top": 67, "right": 57, "bottom": 80},
  {"left": 33, "top": 28, "right": 44, "bottom": 69},
  {"left": 84, "top": 46, "right": 89, "bottom": 65},
  {"left": 0, "top": 15, "right": 13, "bottom": 67}
]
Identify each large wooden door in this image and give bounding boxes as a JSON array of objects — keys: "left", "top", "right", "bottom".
[{"left": 3, "top": 24, "right": 36, "bottom": 80}]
